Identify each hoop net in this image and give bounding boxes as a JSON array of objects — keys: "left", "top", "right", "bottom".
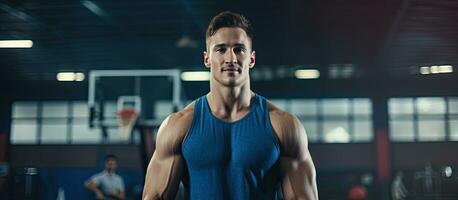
[{"left": 117, "top": 109, "right": 139, "bottom": 141}]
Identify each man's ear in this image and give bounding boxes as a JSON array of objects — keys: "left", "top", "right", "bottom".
[
  {"left": 204, "top": 51, "right": 210, "bottom": 68},
  {"left": 249, "top": 50, "right": 256, "bottom": 68}
]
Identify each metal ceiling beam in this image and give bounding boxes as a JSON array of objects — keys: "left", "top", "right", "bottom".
[{"left": 374, "top": 0, "right": 412, "bottom": 70}]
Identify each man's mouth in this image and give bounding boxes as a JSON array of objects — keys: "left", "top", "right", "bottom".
[{"left": 222, "top": 68, "right": 241, "bottom": 73}]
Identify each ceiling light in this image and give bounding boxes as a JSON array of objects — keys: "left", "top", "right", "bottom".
[
  {"left": 419, "top": 65, "right": 453, "bottom": 75},
  {"left": 75, "top": 73, "right": 85, "bottom": 81},
  {"left": 430, "top": 66, "right": 440, "bottom": 74},
  {"left": 295, "top": 69, "right": 320, "bottom": 79},
  {"left": 438, "top": 65, "right": 453, "bottom": 73},
  {"left": 57, "top": 72, "right": 85, "bottom": 82},
  {"left": 181, "top": 71, "right": 210, "bottom": 81},
  {"left": 419, "top": 66, "right": 430, "bottom": 75},
  {"left": 0, "top": 40, "right": 33, "bottom": 48}
]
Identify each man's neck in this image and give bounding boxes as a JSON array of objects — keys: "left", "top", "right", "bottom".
[
  {"left": 105, "top": 170, "right": 115, "bottom": 175},
  {"left": 207, "top": 83, "right": 254, "bottom": 119}
]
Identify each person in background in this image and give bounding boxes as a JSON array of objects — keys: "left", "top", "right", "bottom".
[
  {"left": 85, "top": 154, "right": 125, "bottom": 200},
  {"left": 392, "top": 171, "right": 408, "bottom": 200}
]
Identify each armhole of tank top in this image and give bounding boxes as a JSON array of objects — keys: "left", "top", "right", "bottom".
[
  {"left": 181, "top": 97, "right": 200, "bottom": 150},
  {"left": 263, "top": 97, "right": 281, "bottom": 152}
]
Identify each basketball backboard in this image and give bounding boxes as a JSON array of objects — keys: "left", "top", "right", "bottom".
[{"left": 87, "top": 69, "right": 185, "bottom": 130}]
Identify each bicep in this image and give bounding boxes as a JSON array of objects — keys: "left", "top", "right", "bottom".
[
  {"left": 143, "top": 148, "right": 185, "bottom": 199},
  {"left": 278, "top": 115, "right": 318, "bottom": 199},
  {"left": 142, "top": 115, "right": 186, "bottom": 200},
  {"left": 280, "top": 152, "right": 317, "bottom": 200}
]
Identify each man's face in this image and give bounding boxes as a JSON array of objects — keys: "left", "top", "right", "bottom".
[
  {"left": 105, "top": 159, "right": 117, "bottom": 172},
  {"left": 204, "top": 27, "right": 255, "bottom": 87}
]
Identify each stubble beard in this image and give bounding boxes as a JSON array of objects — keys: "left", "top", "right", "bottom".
[{"left": 214, "top": 72, "right": 248, "bottom": 88}]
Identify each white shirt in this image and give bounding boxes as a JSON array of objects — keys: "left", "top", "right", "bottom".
[{"left": 90, "top": 170, "right": 125, "bottom": 200}]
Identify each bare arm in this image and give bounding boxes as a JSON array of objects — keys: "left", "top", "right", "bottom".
[
  {"left": 271, "top": 111, "right": 318, "bottom": 200},
  {"left": 280, "top": 152, "right": 317, "bottom": 200},
  {"left": 142, "top": 111, "right": 192, "bottom": 200},
  {"left": 84, "top": 180, "right": 104, "bottom": 199}
]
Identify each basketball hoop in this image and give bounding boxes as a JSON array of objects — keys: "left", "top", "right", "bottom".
[{"left": 117, "top": 108, "right": 139, "bottom": 141}]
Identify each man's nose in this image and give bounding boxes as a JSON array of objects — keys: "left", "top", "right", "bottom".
[{"left": 224, "top": 49, "right": 237, "bottom": 64}]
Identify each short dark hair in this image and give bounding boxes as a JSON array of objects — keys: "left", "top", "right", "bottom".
[
  {"left": 105, "top": 154, "right": 117, "bottom": 162},
  {"left": 206, "top": 11, "right": 253, "bottom": 47}
]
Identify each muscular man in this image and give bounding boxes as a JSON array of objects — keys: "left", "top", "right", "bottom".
[
  {"left": 143, "top": 11, "right": 318, "bottom": 200},
  {"left": 85, "top": 154, "right": 125, "bottom": 200}
]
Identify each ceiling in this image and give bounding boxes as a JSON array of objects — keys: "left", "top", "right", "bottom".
[{"left": 1, "top": 0, "right": 457, "bottom": 86}]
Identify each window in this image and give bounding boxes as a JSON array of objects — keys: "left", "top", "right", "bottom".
[
  {"left": 11, "top": 102, "right": 38, "bottom": 144},
  {"left": 449, "top": 97, "right": 458, "bottom": 140},
  {"left": 11, "top": 119, "right": 38, "bottom": 144},
  {"left": 388, "top": 97, "right": 457, "bottom": 142},
  {"left": 71, "top": 101, "right": 102, "bottom": 144},
  {"left": 10, "top": 101, "right": 105, "bottom": 144},
  {"left": 273, "top": 98, "right": 373, "bottom": 143},
  {"left": 154, "top": 101, "right": 174, "bottom": 119},
  {"left": 11, "top": 98, "right": 374, "bottom": 144},
  {"left": 40, "top": 102, "right": 69, "bottom": 143}
]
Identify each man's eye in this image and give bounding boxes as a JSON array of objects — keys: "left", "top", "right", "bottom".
[
  {"left": 234, "top": 47, "right": 245, "bottom": 54},
  {"left": 216, "top": 48, "right": 225, "bottom": 53}
]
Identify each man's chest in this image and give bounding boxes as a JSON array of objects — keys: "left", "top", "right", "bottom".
[
  {"left": 182, "top": 125, "right": 280, "bottom": 171},
  {"left": 99, "top": 176, "right": 120, "bottom": 191}
]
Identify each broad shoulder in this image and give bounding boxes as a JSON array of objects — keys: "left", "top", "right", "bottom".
[
  {"left": 267, "top": 100, "right": 303, "bottom": 133},
  {"left": 166, "top": 101, "right": 195, "bottom": 128},
  {"left": 267, "top": 100, "right": 308, "bottom": 155},
  {"left": 155, "top": 101, "right": 195, "bottom": 152}
]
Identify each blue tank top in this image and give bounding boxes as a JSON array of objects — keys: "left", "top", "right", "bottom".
[{"left": 182, "top": 94, "right": 281, "bottom": 200}]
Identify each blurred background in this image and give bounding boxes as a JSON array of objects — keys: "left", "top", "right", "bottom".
[{"left": 1, "top": 0, "right": 458, "bottom": 199}]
